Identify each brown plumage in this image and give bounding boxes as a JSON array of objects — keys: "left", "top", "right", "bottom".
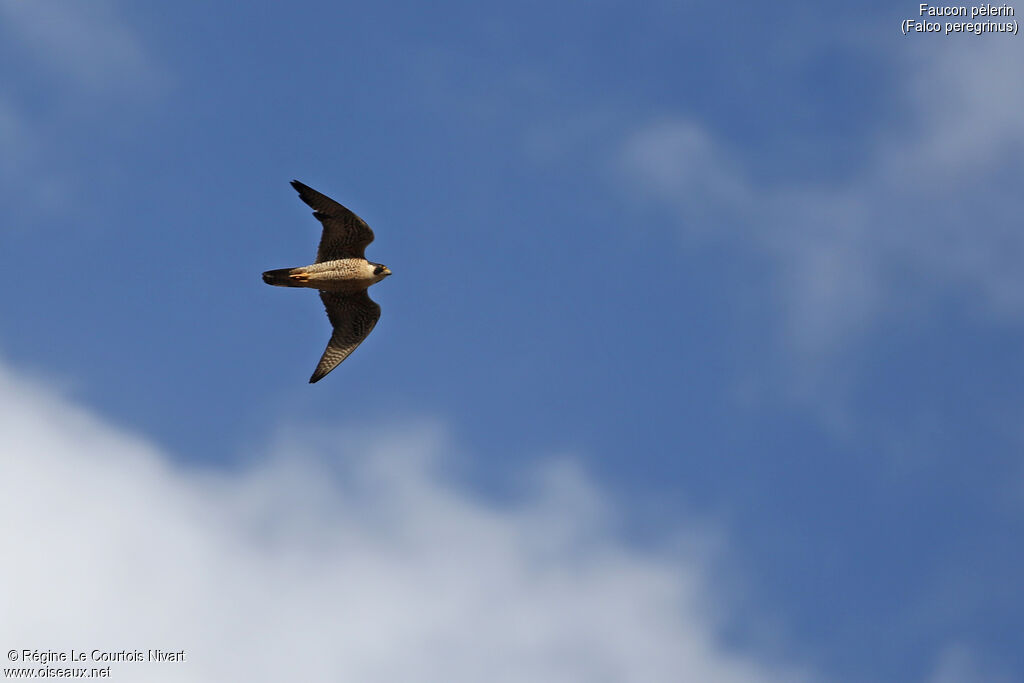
[{"left": 262, "top": 180, "right": 391, "bottom": 383}]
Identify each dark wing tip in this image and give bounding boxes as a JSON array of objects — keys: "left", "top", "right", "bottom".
[{"left": 291, "top": 179, "right": 316, "bottom": 198}]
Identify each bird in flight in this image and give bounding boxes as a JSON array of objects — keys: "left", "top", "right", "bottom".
[{"left": 263, "top": 180, "right": 391, "bottom": 383}]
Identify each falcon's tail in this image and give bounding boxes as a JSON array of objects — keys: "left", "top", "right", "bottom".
[{"left": 262, "top": 267, "right": 309, "bottom": 287}]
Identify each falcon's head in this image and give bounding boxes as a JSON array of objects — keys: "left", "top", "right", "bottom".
[{"left": 371, "top": 263, "right": 392, "bottom": 280}]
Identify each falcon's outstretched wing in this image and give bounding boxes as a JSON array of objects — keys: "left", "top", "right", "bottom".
[
  {"left": 310, "top": 290, "right": 382, "bottom": 383},
  {"left": 291, "top": 180, "right": 375, "bottom": 262}
]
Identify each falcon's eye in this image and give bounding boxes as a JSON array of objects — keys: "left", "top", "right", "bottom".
[{"left": 373, "top": 265, "right": 385, "bottom": 275}]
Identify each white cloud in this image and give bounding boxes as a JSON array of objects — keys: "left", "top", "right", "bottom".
[
  {"left": 0, "top": 1, "right": 162, "bottom": 217},
  {"left": 926, "top": 644, "right": 1013, "bottom": 683},
  {"left": 895, "top": 39, "right": 1024, "bottom": 174},
  {"left": 0, "top": 0, "right": 159, "bottom": 94},
  {"left": 0, "top": 361, "right": 813, "bottom": 683},
  {"left": 621, "top": 119, "right": 756, "bottom": 238},
  {"left": 620, "top": 38, "right": 1024, "bottom": 358}
]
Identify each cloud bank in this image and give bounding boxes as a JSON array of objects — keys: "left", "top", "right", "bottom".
[
  {"left": 0, "top": 361, "right": 812, "bottom": 682},
  {"left": 621, "top": 38, "right": 1024, "bottom": 357}
]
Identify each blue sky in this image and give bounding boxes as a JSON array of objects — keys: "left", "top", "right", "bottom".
[{"left": 2, "top": 2, "right": 1023, "bottom": 681}]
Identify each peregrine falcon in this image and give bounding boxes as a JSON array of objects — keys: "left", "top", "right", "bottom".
[{"left": 263, "top": 180, "right": 391, "bottom": 383}]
